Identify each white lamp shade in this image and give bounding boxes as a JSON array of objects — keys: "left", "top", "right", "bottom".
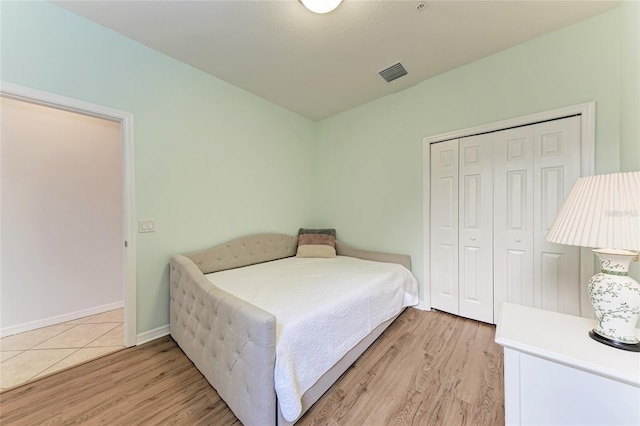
[
  {"left": 545, "top": 172, "right": 640, "bottom": 251},
  {"left": 300, "top": 0, "right": 343, "bottom": 14}
]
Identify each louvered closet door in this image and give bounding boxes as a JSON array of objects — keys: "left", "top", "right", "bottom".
[
  {"left": 430, "top": 139, "right": 459, "bottom": 315},
  {"left": 533, "top": 117, "right": 581, "bottom": 316},
  {"left": 458, "top": 134, "right": 494, "bottom": 323}
]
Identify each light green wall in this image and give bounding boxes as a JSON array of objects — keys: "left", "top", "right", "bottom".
[
  {"left": 620, "top": 0, "right": 640, "bottom": 173},
  {"left": 1, "top": 1, "right": 315, "bottom": 333},
  {"left": 2, "top": 1, "right": 636, "bottom": 331},
  {"left": 619, "top": 1, "right": 640, "bottom": 281},
  {"left": 312, "top": 6, "right": 628, "bottom": 301}
]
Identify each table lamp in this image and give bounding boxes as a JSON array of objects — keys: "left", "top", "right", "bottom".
[{"left": 545, "top": 171, "right": 640, "bottom": 351}]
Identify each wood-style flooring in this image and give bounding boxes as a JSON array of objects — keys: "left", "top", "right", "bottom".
[{"left": 0, "top": 308, "right": 504, "bottom": 425}]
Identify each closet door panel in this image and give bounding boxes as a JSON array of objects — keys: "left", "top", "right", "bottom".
[
  {"left": 430, "top": 140, "right": 459, "bottom": 315},
  {"left": 534, "top": 117, "right": 582, "bottom": 316},
  {"left": 506, "top": 249, "right": 528, "bottom": 304},
  {"left": 459, "top": 135, "right": 494, "bottom": 323},
  {"left": 493, "top": 127, "right": 535, "bottom": 323}
]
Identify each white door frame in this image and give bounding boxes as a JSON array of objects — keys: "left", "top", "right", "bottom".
[
  {"left": 423, "top": 102, "right": 595, "bottom": 316},
  {"left": 1, "top": 81, "right": 137, "bottom": 346}
]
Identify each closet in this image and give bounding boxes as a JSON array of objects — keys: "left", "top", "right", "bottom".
[{"left": 430, "top": 116, "right": 582, "bottom": 324}]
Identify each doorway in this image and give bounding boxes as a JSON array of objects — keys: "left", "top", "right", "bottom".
[{"left": 0, "top": 83, "right": 136, "bottom": 390}]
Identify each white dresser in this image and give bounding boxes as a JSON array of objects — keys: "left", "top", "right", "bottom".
[{"left": 496, "top": 303, "right": 640, "bottom": 426}]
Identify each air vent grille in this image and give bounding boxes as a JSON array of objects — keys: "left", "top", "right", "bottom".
[{"left": 379, "top": 62, "right": 408, "bottom": 82}]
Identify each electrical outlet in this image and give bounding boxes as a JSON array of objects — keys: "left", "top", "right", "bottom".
[{"left": 138, "top": 219, "right": 155, "bottom": 233}]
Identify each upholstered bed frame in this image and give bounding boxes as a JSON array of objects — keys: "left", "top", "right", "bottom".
[{"left": 169, "top": 233, "right": 411, "bottom": 426}]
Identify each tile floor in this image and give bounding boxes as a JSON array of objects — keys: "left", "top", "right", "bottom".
[{"left": 0, "top": 308, "right": 125, "bottom": 391}]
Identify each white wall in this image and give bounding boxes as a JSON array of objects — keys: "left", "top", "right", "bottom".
[{"left": 1, "top": 97, "right": 124, "bottom": 335}]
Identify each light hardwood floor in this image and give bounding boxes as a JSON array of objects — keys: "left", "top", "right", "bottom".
[{"left": 0, "top": 308, "right": 504, "bottom": 425}]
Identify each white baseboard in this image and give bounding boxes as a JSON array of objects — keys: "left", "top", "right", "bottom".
[
  {"left": 137, "top": 324, "right": 170, "bottom": 345},
  {"left": 413, "top": 301, "right": 431, "bottom": 311},
  {"left": 1, "top": 301, "right": 124, "bottom": 338}
]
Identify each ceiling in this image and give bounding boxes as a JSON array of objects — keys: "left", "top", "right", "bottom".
[{"left": 53, "top": 0, "right": 619, "bottom": 121}]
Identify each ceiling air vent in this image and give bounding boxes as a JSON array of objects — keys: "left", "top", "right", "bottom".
[{"left": 379, "top": 62, "right": 408, "bottom": 83}]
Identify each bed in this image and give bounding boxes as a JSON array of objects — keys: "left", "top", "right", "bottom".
[{"left": 169, "top": 232, "right": 418, "bottom": 426}]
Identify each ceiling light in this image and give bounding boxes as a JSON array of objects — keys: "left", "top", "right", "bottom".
[{"left": 300, "top": 0, "right": 343, "bottom": 14}]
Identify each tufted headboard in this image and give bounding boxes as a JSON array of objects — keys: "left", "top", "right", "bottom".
[
  {"left": 185, "top": 233, "right": 298, "bottom": 274},
  {"left": 169, "top": 254, "right": 277, "bottom": 426},
  {"left": 184, "top": 232, "right": 412, "bottom": 275}
]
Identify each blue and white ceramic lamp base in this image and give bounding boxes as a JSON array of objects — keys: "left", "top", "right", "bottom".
[{"left": 588, "top": 249, "right": 640, "bottom": 352}]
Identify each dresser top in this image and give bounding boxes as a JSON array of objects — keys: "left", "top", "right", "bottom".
[{"left": 495, "top": 303, "right": 640, "bottom": 387}]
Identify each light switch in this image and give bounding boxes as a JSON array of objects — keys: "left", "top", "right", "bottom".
[{"left": 138, "top": 219, "right": 155, "bottom": 233}]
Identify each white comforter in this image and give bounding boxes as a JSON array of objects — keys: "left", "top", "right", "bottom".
[{"left": 206, "top": 255, "right": 419, "bottom": 422}]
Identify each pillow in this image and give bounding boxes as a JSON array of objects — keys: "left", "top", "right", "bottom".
[{"left": 296, "top": 228, "right": 337, "bottom": 258}]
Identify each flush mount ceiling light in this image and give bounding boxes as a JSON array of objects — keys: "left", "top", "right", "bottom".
[{"left": 300, "top": 0, "right": 343, "bottom": 14}]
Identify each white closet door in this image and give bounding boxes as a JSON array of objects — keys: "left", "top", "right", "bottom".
[
  {"left": 493, "top": 127, "right": 535, "bottom": 323},
  {"left": 493, "top": 117, "right": 582, "bottom": 322},
  {"left": 430, "top": 140, "right": 459, "bottom": 315},
  {"left": 458, "top": 134, "right": 494, "bottom": 323},
  {"left": 533, "top": 117, "right": 582, "bottom": 315}
]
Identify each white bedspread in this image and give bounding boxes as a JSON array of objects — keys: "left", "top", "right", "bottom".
[{"left": 206, "top": 256, "right": 419, "bottom": 422}]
